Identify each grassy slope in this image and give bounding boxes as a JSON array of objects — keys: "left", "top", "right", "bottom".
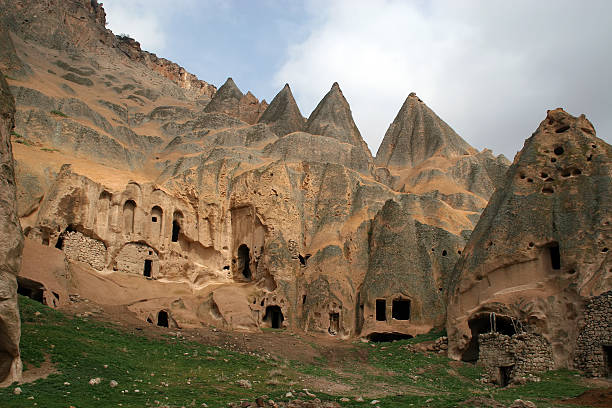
[{"left": 0, "top": 297, "right": 592, "bottom": 407}]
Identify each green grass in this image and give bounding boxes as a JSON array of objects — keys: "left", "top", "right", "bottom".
[
  {"left": 40, "top": 148, "right": 60, "bottom": 153},
  {"left": 50, "top": 110, "right": 68, "bottom": 118},
  {"left": 0, "top": 297, "right": 594, "bottom": 408}
]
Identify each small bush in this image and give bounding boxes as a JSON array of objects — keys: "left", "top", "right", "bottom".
[
  {"left": 50, "top": 110, "right": 68, "bottom": 117},
  {"left": 41, "top": 147, "right": 59, "bottom": 152}
]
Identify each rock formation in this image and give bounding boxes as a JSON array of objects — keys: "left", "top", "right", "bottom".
[
  {"left": 258, "top": 84, "right": 305, "bottom": 137},
  {"left": 376, "top": 92, "right": 476, "bottom": 168},
  {"left": 446, "top": 109, "right": 612, "bottom": 382},
  {"left": 0, "top": 0, "right": 530, "bottom": 355},
  {"left": 0, "top": 69, "right": 23, "bottom": 386}
]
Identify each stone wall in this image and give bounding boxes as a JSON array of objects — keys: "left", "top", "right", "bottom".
[
  {"left": 115, "top": 243, "right": 159, "bottom": 277},
  {"left": 574, "top": 291, "right": 612, "bottom": 377},
  {"left": 478, "top": 332, "right": 554, "bottom": 385},
  {"left": 61, "top": 231, "right": 106, "bottom": 270}
]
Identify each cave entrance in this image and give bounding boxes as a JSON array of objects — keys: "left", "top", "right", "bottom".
[
  {"left": 604, "top": 346, "right": 612, "bottom": 377},
  {"left": 143, "top": 259, "right": 152, "bottom": 277},
  {"left": 17, "top": 277, "right": 44, "bottom": 304},
  {"left": 499, "top": 365, "right": 514, "bottom": 387},
  {"left": 237, "top": 244, "right": 252, "bottom": 280},
  {"left": 367, "top": 332, "right": 413, "bottom": 342},
  {"left": 157, "top": 310, "right": 169, "bottom": 327},
  {"left": 376, "top": 299, "right": 386, "bottom": 321},
  {"left": 171, "top": 210, "right": 183, "bottom": 242},
  {"left": 547, "top": 242, "right": 561, "bottom": 270},
  {"left": 329, "top": 312, "right": 339, "bottom": 335},
  {"left": 264, "top": 306, "right": 283, "bottom": 329},
  {"left": 462, "top": 313, "right": 517, "bottom": 363},
  {"left": 392, "top": 298, "right": 411, "bottom": 320}
]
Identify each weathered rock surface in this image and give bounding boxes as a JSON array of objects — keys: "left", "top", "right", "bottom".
[
  {"left": 0, "top": 70, "right": 23, "bottom": 386},
  {"left": 447, "top": 109, "right": 612, "bottom": 375},
  {"left": 376, "top": 92, "right": 476, "bottom": 168},
  {"left": 258, "top": 84, "right": 305, "bottom": 137},
  {"left": 204, "top": 78, "right": 267, "bottom": 124},
  {"left": 306, "top": 82, "right": 373, "bottom": 163}
]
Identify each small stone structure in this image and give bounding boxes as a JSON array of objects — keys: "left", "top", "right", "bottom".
[
  {"left": 61, "top": 230, "right": 106, "bottom": 270},
  {"left": 574, "top": 291, "right": 612, "bottom": 377},
  {"left": 115, "top": 243, "right": 159, "bottom": 277},
  {"left": 478, "top": 332, "right": 554, "bottom": 386}
]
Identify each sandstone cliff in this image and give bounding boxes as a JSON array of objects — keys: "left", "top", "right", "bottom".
[
  {"left": 446, "top": 109, "right": 611, "bottom": 380},
  {"left": 0, "top": 69, "right": 23, "bottom": 386}
]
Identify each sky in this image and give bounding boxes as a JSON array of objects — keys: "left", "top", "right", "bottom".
[{"left": 103, "top": 0, "right": 612, "bottom": 159}]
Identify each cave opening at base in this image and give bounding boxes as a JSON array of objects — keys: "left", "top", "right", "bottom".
[
  {"left": 604, "top": 345, "right": 612, "bottom": 378},
  {"left": 143, "top": 259, "right": 152, "bottom": 277},
  {"left": 329, "top": 312, "right": 339, "bottom": 335},
  {"left": 157, "top": 310, "right": 169, "bottom": 327},
  {"left": 376, "top": 299, "right": 386, "bottom": 321},
  {"left": 17, "top": 276, "right": 44, "bottom": 304},
  {"left": 461, "top": 313, "right": 517, "bottom": 363},
  {"left": 171, "top": 220, "right": 180, "bottom": 242},
  {"left": 547, "top": 242, "right": 561, "bottom": 270},
  {"left": 263, "top": 305, "right": 283, "bottom": 329},
  {"left": 367, "top": 332, "right": 413, "bottom": 342},
  {"left": 499, "top": 365, "right": 514, "bottom": 387},
  {"left": 237, "top": 244, "right": 252, "bottom": 280}
]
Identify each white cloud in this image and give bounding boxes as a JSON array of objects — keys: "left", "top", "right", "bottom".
[
  {"left": 103, "top": 0, "right": 199, "bottom": 53},
  {"left": 275, "top": 0, "right": 612, "bottom": 158}
]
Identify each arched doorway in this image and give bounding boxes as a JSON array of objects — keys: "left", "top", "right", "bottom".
[
  {"left": 123, "top": 200, "right": 136, "bottom": 234},
  {"left": 263, "top": 305, "right": 283, "bottom": 329},
  {"left": 157, "top": 310, "right": 169, "bottom": 327},
  {"left": 237, "top": 244, "right": 252, "bottom": 280}
]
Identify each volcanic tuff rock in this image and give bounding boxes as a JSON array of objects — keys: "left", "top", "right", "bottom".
[
  {"left": 5, "top": 0, "right": 514, "bottom": 343},
  {"left": 376, "top": 92, "right": 476, "bottom": 168},
  {"left": 306, "top": 82, "right": 373, "bottom": 162},
  {"left": 258, "top": 84, "right": 305, "bottom": 137},
  {"left": 0, "top": 70, "right": 23, "bottom": 386},
  {"left": 204, "top": 77, "right": 268, "bottom": 124},
  {"left": 447, "top": 109, "right": 612, "bottom": 371}
]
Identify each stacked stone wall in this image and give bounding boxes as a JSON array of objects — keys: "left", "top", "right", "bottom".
[
  {"left": 574, "top": 291, "right": 612, "bottom": 377},
  {"left": 478, "top": 332, "right": 553, "bottom": 384},
  {"left": 62, "top": 230, "right": 106, "bottom": 270},
  {"left": 115, "top": 242, "right": 159, "bottom": 277}
]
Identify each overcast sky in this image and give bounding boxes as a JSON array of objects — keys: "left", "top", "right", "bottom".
[{"left": 104, "top": 0, "right": 612, "bottom": 159}]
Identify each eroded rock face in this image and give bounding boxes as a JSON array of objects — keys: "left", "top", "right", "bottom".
[
  {"left": 0, "top": 70, "right": 23, "bottom": 386},
  {"left": 258, "top": 84, "right": 305, "bottom": 137},
  {"left": 204, "top": 78, "right": 267, "bottom": 124},
  {"left": 447, "top": 109, "right": 612, "bottom": 374},
  {"left": 375, "top": 92, "right": 476, "bottom": 168}
]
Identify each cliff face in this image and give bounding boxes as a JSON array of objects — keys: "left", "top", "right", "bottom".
[
  {"left": 447, "top": 109, "right": 611, "bottom": 372},
  {"left": 0, "top": 70, "right": 23, "bottom": 386},
  {"left": 3, "top": 0, "right": 517, "bottom": 343}
]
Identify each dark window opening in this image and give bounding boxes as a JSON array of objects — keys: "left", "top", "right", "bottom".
[
  {"left": 146, "top": 317, "right": 153, "bottom": 324},
  {"left": 237, "top": 244, "right": 251, "bottom": 280},
  {"left": 298, "top": 254, "right": 306, "bottom": 266},
  {"left": 171, "top": 220, "right": 180, "bottom": 242},
  {"left": 367, "top": 332, "right": 413, "bottom": 342},
  {"left": 376, "top": 299, "right": 386, "bottom": 321},
  {"left": 152, "top": 216, "right": 157, "bottom": 222},
  {"left": 157, "top": 310, "right": 169, "bottom": 327},
  {"left": 264, "top": 306, "right": 283, "bottom": 329},
  {"left": 499, "top": 365, "right": 514, "bottom": 387},
  {"left": 392, "top": 299, "right": 411, "bottom": 320},
  {"left": 302, "top": 295, "right": 307, "bottom": 304},
  {"left": 329, "top": 313, "right": 339, "bottom": 335},
  {"left": 442, "top": 250, "right": 447, "bottom": 256},
  {"left": 548, "top": 243, "right": 561, "bottom": 270},
  {"left": 143, "top": 259, "right": 152, "bottom": 277},
  {"left": 462, "top": 314, "right": 517, "bottom": 363},
  {"left": 604, "top": 346, "right": 612, "bottom": 378},
  {"left": 223, "top": 265, "right": 230, "bottom": 270}
]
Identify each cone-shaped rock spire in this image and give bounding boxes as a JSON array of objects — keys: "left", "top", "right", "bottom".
[
  {"left": 306, "top": 82, "right": 372, "bottom": 159},
  {"left": 446, "top": 108, "right": 611, "bottom": 367},
  {"left": 375, "top": 93, "right": 475, "bottom": 168},
  {"left": 204, "top": 78, "right": 267, "bottom": 124},
  {"left": 258, "top": 83, "right": 305, "bottom": 136}
]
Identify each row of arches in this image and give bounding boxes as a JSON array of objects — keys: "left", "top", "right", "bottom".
[{"left": 96, "top": 190, "right": 185, "bottom": 243}]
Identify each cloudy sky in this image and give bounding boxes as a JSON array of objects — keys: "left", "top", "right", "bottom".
[{"left": 104, "top": 0, "right": 612, "bottom": 159}]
